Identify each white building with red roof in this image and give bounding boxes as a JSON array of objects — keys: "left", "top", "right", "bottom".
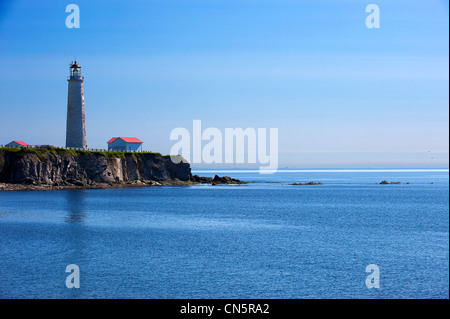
[
  {"left": 107, "top": 137, "right": 143, "bottom": 152},
  {"left": 5, "top": 141, "right": 29, "bottom": 147}
]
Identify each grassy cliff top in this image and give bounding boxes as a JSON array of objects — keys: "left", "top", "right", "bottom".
[{"left": 0, "top": 146, "right": 170, "bottom": 161}]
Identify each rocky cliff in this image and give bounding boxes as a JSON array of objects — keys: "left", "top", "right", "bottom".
[{"left": 0, "top": 147, "right": 191, "bottom": 187}]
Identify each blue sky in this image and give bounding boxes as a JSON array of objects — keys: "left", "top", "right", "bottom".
[{"left": 0, "top": 0, "right": 448, "bottom": 168}]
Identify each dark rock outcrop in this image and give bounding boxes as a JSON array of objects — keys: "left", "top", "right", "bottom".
[
  {"left": 191, "top": 175, "right": 214, "bottom": 184},
  {"left": 379, "top": 180, "right": 401, "bottom": 185},
  {"left": 190, "top": 174, "right": 247, "bottom": 186},
  {"left": 290, "top": 181, "right": 323, "bottom": 185},
  {"left": 211, "top": 175, "right": 247, "bottom": 185}
]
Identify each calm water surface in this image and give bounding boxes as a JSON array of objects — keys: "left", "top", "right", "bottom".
[{"left": 0, "top": 169, "right": 448, "bottom": 298}]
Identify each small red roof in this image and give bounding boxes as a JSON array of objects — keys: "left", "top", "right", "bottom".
[
  {"left": 13, "top": 141, "right": 29, "bottom": 146},
  {"left": 107, "top": 137, "right": 143, "bottom": 144}
]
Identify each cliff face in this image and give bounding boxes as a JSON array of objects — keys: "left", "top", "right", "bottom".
[{"left": 0, "top": 148, "right": 191, "bottom": 186}]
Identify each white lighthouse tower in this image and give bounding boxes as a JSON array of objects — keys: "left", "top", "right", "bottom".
[{"left": 66, "top": 61, "right": 87, "bottom": 149}]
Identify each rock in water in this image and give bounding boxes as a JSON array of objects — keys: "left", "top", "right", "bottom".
[
  {"left": 290, "top": 181, "right": 323, "bottom": 185},
  {"left": 212, "top": 175, "right": 246, "bottom": 185}
]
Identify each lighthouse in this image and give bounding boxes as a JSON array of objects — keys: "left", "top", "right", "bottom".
[{"left": 66, "top": 61, "right": 87, "bottom": 149}]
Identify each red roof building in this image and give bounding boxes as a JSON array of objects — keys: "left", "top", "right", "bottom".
[
  {"left": 107, "top": 137, "right": 143, "bottom": 152},
  {"left": 107, "top": 137, "right": 143, "bottom": 144},
  {"left": 5, "top": 141, "right": 29, "bottom": 147}
]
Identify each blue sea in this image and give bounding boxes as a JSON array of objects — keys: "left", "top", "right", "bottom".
[{"left": 0, "top": 169, "right": 448, "bottom": 299}]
